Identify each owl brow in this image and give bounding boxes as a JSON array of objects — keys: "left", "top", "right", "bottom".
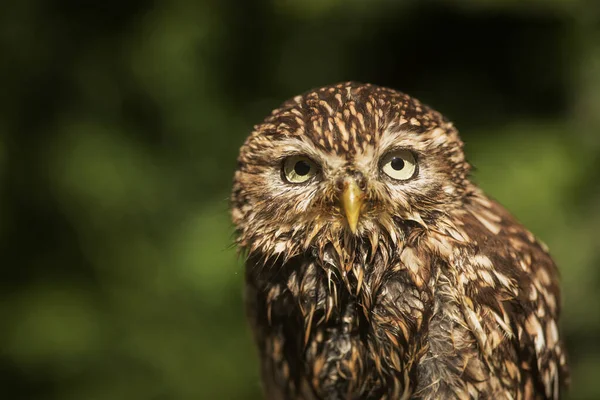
[
  {"left": 378, "top": 127, "right": 433, "bottom": 154},
  {"left": 379, "top": 145, "right": 422, "bottom": 158},
  {"left": 269, "top": 138, "right": 328, "bottom": 163}
]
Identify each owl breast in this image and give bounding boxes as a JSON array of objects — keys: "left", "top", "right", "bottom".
[
  {"left": 246, "top": 242, "right": 461, "bottom": 400},
  {"left": 246, "top": 230, "right": 540, "bottom": 400}
]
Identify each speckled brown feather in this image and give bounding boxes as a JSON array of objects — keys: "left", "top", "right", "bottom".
[{"left": 231, "top": 82, "right": 568, "bottom": 399}]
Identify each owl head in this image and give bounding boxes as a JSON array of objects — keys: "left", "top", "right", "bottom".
[{"left": 231, "top": 82, "right": 471, "bottom": 265}]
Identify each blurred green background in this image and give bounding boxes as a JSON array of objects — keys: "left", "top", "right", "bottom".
[{"left": 1, "top": 0, "right": 599, "bottom": 399}]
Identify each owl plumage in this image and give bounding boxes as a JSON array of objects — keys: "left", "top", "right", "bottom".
[{"left": 231, "top": 82, "right": 568, "bottom": 399}]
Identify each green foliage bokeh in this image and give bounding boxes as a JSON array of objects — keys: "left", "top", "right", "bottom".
[{"left": 1, "top": 1, "right": 599, "bottom": 399}]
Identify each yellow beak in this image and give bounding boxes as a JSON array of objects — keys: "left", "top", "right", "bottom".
[{"left": 341, "top": 179, "right": 364, "bottom": 234}]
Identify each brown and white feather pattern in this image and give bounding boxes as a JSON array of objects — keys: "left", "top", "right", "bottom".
[{"left": 231, "top": 82, "right": 568, "bottom": 399}]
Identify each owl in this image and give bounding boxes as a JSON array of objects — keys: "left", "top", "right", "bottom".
[{"left": 231, "top": 82, "right": 568, "bottom": 399}]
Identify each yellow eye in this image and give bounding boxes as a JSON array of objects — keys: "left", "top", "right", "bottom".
[
  {"left": 283, "top": 156, "right": 318, "bottom": 183},
  {"left": 381, "top": 149, "right": 417, "bottom": 181}
]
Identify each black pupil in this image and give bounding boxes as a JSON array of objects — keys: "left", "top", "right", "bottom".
[
  {"left": 294, "top": 160, "right": 311, "bottom": 176},
  {"left": 390, "top": 157, "right": 405, "bottom": 171}
]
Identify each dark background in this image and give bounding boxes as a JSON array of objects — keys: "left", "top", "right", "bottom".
[{"left": 1, "top": 1, "right": 599, "bottom": 399}]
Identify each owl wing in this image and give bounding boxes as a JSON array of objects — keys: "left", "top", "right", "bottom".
[{"left": 460, "top": 192, "right": 569, "bottom": 399}]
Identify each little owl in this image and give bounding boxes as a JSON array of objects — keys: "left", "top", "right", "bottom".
[{"left": 231, "top": 82, "right": 568, "bottom": 399}]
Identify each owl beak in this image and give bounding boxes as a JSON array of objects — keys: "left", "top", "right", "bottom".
[{"left": 341, "top": 179, "right": 364, "bottom": 234}]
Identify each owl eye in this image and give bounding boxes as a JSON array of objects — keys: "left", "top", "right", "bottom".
[
  {"left": 282, "top": 156, "right": 318, "bottom": 183},
  {"left": 381, "top": 149, "right": 417, "bottom": 181}
]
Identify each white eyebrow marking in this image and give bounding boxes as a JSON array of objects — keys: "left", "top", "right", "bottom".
[{"left": 276, "top": 137, "right": 346, "bottom": 170}]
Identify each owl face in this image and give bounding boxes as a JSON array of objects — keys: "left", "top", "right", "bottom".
[{"left": 231, "top": 83, "right": 471, "bottom": 262}]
